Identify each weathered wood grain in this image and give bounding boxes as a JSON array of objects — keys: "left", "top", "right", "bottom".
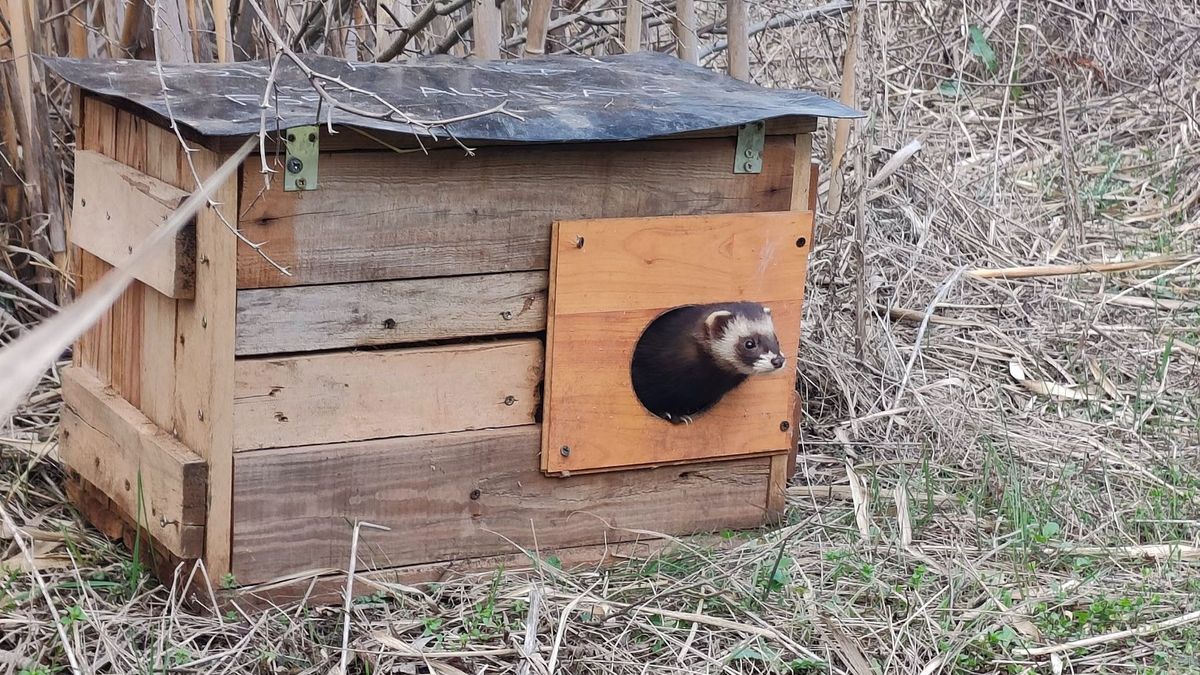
[
  {"left": 233, "top": 339, "right": 544, "bottom": 450},
  {"left": 231, "top": 426, "right": 770, "bottom": 583},
  {"left": 236, "top": 136, "right": 796, "bottom": 288},
  {"left": 71, "top": 149, "right": 194, "bottom": 299},
  {"left": 173, "top": 145, "right": 240, "bottom": 579},
  {"left": 234, "top": 271, "right": 547, "bottom": 356},
  {"left": 542, "top": 211, "right": 813, "bottom": 474},
  {"left": 60, "top": 367, "right": 207, "bottom": 557}
]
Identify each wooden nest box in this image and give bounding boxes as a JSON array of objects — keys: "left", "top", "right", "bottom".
[{"left": 46, "top": 53, "right": 862, "bottom": 604}]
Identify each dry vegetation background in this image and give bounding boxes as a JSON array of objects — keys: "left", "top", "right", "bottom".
[{"left": 2, "top": 0, "right": 1200, "bottom": 673}]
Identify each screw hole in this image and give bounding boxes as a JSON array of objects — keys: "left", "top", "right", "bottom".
[
  {"left": 469, "top": 489, "right": 481, "bottom": 500},
  {"left": 287, "top": 133, "right": 296, "bottom": 142},
  {"left": 308, "top": 133, "right": 316, "bottom": 143},
  {"left": 382, "top": 318, "right": 396, "bottom": 330},
  {"left": 796, "top": 237, "right": 808, "bottom": 248}
]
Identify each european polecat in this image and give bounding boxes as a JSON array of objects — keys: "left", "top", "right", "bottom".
[{"left": 630, "top": 302, "right": 786, "bottom": 424}]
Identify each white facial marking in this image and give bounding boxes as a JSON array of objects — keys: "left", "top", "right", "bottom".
[
  {"left": 708, "top": 313, "right": 778, "bottom": 375},
  {"left": 753, "top": 352, "right": 783, "bottom": 373}
]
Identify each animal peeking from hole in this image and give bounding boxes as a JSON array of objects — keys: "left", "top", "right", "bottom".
[{"left": 630, "top": 302, "right": 786, "bottom": 425}]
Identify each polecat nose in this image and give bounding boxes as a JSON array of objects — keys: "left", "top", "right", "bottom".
[{"left": 770, "top": 355, "right": 784, "bottom": 369}]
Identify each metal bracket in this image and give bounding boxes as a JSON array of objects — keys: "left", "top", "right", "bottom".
[
  {"left": 733, "top": 121, "right": 765, "bottom": 174},
  {"left": 283, "top": 126, "right": 319, "bottom": 192}
]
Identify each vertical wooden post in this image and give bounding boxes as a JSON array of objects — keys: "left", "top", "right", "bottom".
[
  {"left": 623, "top": 0, "right": 641, "bottom": 53},
  {"left": 673, "top": 0, "right": 697, "bottom": 63},
  {"left": 524, "top": 0, "right": 553, "bottom": 56},
  {"left": 473, "top": 0, "right": 501, "bottom": 58},
  {"left": 173, "top": 146, "right": 239, "bottom": 581},
  {"left": 769, "top": 131, "right": 817, "bottom": 520},
  {"left": 726, "top": 0, "right": 749, "bottom": 80}
]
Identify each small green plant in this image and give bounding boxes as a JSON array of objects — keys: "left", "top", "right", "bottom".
[
  {"left": 59, "top": 604, "right": 86, "bottom": 627},
  {"left": 968, "top": 25, "right": 999, "bottom": 74}
]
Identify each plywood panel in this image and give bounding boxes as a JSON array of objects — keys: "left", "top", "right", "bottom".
[
  {"left": 71, "top": 149, "right": 195, "bottom": 299},
  {"left": 542, "top": 211, "right": 813, "bottom": 474},
  {"left": 60, "top": 367, "right": 206, "bottom": 557},
  {"left": 236, "top": 136, "right": 796, "bottom": 288},
  {"left": 234, "top": 271, "right": 547, "bottom": 356},
  {"left": 231, "top": 426, "right": 770, "bottom": 583},
  {"left": 233, "top": 339, "right": 544, "bottom": 451}
]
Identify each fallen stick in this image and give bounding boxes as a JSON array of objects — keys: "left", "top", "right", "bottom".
[
  {"left": 1017, "top": 608, "right": 1200, "bottom": 657},
  {"left": 967, "top": 253, "right": 1189, "bottom": 280}
]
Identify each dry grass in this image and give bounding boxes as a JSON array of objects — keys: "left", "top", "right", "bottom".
[{"left": 3, "top": 0, "right": 1200, "bottom": 673}]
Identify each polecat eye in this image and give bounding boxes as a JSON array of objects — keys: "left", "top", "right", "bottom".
[{"left": 743, "top": 339, "right": 756, "bottom": 350}]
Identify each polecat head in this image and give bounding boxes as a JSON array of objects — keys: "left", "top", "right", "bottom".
[{"left": 702, "top": 304, "right": 786, "bottom": 376}]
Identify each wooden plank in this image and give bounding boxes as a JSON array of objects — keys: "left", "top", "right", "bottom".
[
  {"left": 71, "top": 149, "right": 195, "bottom": 299},
  {"left": 231, "top": 426, "right": 770, "bottom": 584},
  {"left": 233, "top": 339, "right": 543, "bottom": 451},
  {"left": 140, "top": 286, "right": 177, "bottom": 430},
  {"left": 108, "top": 280, "right": 145, "bottom": 408},
  {"left": 60, "top": 367, "right": 207, "bottom": 557},
  {"left": 236, "top": 136, "right": 797, "bottom": 288},
  {"left": 542, "top": 211, "right": 813, "bottom": 474},
  {"left": 550, "top": 211, "right": 809, "bottom": 316},
  {"left": 234, "top": 271, "right": 547, "bottom": 356},
  {"left": 173, "top": 146, "right": 239, "bottom": 579},
  {"left": 217, "top": 535, "right": 736, "bottom": 610},
  {"left": 782, "top": 133, "right": 816, "bottom": 494},
  {"left": 523, "top": 0, "right": 553, "bottom": 55}
]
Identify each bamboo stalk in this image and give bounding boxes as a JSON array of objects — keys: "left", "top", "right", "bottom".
[
  {"left": 523, "top": 0, "right": 553, "bottom": 55},
  {"left": 67, "top": 0, "right": 89, "bottom": 57},
  {"left": 825, "top": 0, "right": 864, "bottom": 214},
  {"left": 673, "top": 0, "right": 697, "bottom": 63},
  {"left": 967, "top": 254, "right": 1190, "bottom": 280},
  {"left": 214, "top": 0, "right": 231, "bottom": 61},
  {"left": 623, "top": 0, "right": 642, "bottom": 52},
  {"left": 118, "top": 0, "right": 147, "bottom": 55},
  {"left": 472, "top": 0, "right": 501, "bottom": 58},
  {"left": 726, "top": 0, "right": 748, "bottom": 79}
]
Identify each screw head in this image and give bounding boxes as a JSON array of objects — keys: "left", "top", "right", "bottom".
[
  {"left": 796, "top": 237, "right": 808, "bottom": 248},
  {"left": 500, "top": 310, "right": 513, "bottom": 320},
  {"left": 780, "top": 420, "right": 791, "bottom": 432},
  {"left": 560, "top": 445, "right": 571, "bottom": 457},
  {"left": 574, "top": 236, "right": 585, "bottom": 249},
  {"left": 504, "top": 396, "right": 516, "bottom": 406},
  {"left": 469, "top": 488, "right": 482, "bottom": 500},
  {"left": 743, "top": 161, "right": 755, "bottom": 171},
  {"left": 744, "top": 149, "right": 755, "bottom": 159},
  {"left": 295, "top": 177, "right": 307, "bottom": 189},
  {"left": 286, "top": 157, "right": 303, "bottom": 174}
]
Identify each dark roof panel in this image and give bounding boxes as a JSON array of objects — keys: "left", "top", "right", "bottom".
[{"left": 42, "top": 51, "right": 864, "bottom": 143}]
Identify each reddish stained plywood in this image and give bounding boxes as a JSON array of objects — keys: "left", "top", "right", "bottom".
[{"left": 542, "top": 210, "right": 813, "bottom": 475}]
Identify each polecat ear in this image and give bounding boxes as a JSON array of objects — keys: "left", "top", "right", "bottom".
[{"left": 703, "top": 310, "right": 735, "bottom": 338}]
